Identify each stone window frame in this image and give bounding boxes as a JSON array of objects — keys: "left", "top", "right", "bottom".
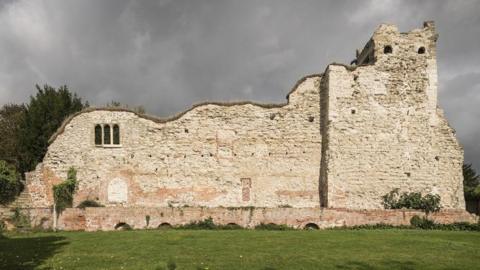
[{"left": 94, "top": 123, "right": 122, "bottom": 148}]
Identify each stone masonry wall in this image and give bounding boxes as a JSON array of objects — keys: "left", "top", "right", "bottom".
[
  {"left": 323, "top": 22, "right": 465, "bottom": 209},
  {"left": 27, "top": 76, "right": 322, "bottom": 209}
]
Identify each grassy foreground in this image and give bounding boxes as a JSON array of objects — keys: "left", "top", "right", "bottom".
[{"left": 1, "top": 229, "right": 480, "bottom": 270}]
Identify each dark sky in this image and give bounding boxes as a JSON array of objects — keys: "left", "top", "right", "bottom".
[{"left": 0, "top": 0, "right": 479, "bottom": 171}]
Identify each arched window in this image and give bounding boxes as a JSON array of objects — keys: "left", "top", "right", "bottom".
[
  {"left": 103, "top": 124, "right": 111, "bottom": 144},
  {"left": 94, "top": 125, "right": 102, "bottom": 145},
  {"left": 384, "top": 45, "right": 392, "bottom": 54},
  {"left": 113, "top": 124, "right": 120, "bottom": 145},
  {"left": 418, "top": 46, "right": 426, "bottom": 54}
]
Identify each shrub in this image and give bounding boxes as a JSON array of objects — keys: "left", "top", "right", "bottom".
[
  {"left": 11, "top": 208, "right": 30, "bottom": 229},
  {"left": 397, "top": 192, "right": 423, "bottom": 209},
  {"left": 382, "top": 188, "right": 400, "bottom": 208},
  {"left": 333, "top": 223, "right": 406, "bottom": 230},
  {"left": 0, "top": 160, "right": 23, "bottom": 205},
  {"left": 421, "top": 194, "right": 441, "bottom": 213},
  {"left": 222, "top": 223, "right": 243, "bottom": 230},
  {"left": 254, "top": 223, "right": 293, "bottom": 231},
  {"left": 53, "top": 167, "right": 77, "bottom": 213},
  {"left": 409, "top": 215, "right": 480, "bottom": 231},
  {"left": 76, "top": 199, "right": 104, "bottom": 209},
  {"left": 176, "top": 217, "right": 243, "bottom": 230},
  {"left": 410, "top": 215, "right": 435, "bottom": 229},
  {"left": 382, "top": 189, "right": 441, "bottom": 213},
  {"left": 326, "top": 218, "right": 480, "bottom": 231},
  {"left": 179, "top": 217, "right": 216, "bottom": 230},
  {"left": 443, "top": 222, "right": 480, "bottom": 231}
]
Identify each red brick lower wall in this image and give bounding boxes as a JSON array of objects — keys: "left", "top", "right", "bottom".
[
  {"left": 55, "top": 207, "right": 479, "bottom": 231},
  {"left": 1, "top": 208, "right": 52, "bottom": 230}
]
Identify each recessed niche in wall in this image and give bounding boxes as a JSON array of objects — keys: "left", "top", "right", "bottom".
[{"left": 384, "top": 45, "right": 392, "bottom": 54}]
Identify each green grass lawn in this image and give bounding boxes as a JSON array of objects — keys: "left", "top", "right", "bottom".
[{"left": 1, "top": 229, "right": 480, "bottom": 270}]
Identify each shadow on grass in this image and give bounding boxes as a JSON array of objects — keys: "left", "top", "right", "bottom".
[
  {"left": 336, "top": 260, "right": 416, "bottom": 270},
  {"left": 0, "top": 233, "right": 68, "bottom": 270}
]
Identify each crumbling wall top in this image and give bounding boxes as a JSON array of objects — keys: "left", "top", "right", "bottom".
[{"left": 356, "top": 21, "right": 437, "bottom": 66}]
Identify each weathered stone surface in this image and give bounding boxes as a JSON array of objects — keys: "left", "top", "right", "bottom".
[
  {"left": 322, "top": 22, "right": 464, "bottom": 209},
  {"left": 19, "top": 21, "right": 471, "bottom": 230},
  {"left": 27, "top": 74, "right": 322, "bottom": 209}
]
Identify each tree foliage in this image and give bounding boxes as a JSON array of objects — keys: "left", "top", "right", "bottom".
[
  {"left": 0, "top": 104, "right": 26, "bottom": 169},
  {"left": 463, "top": 164, "right": 480, "bottom": 200},
  {"left": 0, "top": 160, "right": 23, "bottom": 205},
  {"left": 18, "top": 85, "right": 88, "bottom": 173}
]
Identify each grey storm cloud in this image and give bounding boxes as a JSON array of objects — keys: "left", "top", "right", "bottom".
[{"left": 0, "top": 0, "right": 479, "bottom": 171}]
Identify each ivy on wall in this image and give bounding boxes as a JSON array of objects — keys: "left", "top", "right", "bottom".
[{"left": 53, "top": 167, "right": 77, "bottom": 213}]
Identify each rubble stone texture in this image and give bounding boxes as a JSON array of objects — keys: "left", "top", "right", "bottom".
[{"left": 24, "top": 22, "right": 466, "bottom": 220}]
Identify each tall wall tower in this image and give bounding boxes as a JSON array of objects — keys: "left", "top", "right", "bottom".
[
  {"left": 356, "top": 21, "right": 438, "bottom": 113},
  {"left": 320, "top": 21, "right": 464, "bottom": 209}
]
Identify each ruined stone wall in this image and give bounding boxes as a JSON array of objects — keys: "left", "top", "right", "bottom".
[
  {"left": 27, "top": 76, "right": 322, "bottom": 209},
  {"left": 24, "top": 21, "right": 466, "bottom": 215},
  {"left": 323, "top": 22, "right": 465, "bottom": 209}
]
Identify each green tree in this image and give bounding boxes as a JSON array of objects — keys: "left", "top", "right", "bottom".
[
  {"left": 18, "top": 85, "right": 88, "bottom": 174},
  {"left": 463, "top": 164, "right": 480, "bottom": 200},
  {"left": 0, "top": 104, "right": 26, "bottom": 169},
  {"left": 0, "top": 160, "right": 23, "bottom": 205}
]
